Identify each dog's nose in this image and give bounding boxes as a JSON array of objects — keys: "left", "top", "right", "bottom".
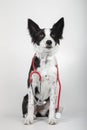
[{"left": 46, "top": 40, "right": 52, "bottom": 45}]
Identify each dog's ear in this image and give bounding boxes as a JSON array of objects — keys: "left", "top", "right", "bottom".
[
  {"left": 52, "top": 17, "right": 64, "bottom": 39},
  {"left": 28, "top": 19, "right": 40, "bottom": 39}
]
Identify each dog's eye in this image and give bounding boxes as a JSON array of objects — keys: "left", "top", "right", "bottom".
[
  {"left": 51, "top": 33, "right": 55, "bottom": 38},
  {"left": 39, "top": 33, "right": 44, "bottom": 38}
]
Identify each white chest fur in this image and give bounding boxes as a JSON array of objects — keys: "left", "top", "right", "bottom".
[
  {"left": 38, "top": 57, "right": 57, "bottom": 77},
  {"left": 36, "top": 56, "right": 57, "bottom": 100}
]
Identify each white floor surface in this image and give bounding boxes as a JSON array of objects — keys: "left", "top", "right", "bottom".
[{"left": 0, "top": 110, "right": 86, "bottom": 130}]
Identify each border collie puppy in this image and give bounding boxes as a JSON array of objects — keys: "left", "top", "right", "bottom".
[{"left": 22, "top": 18, "right": 64, "bottom": 125}]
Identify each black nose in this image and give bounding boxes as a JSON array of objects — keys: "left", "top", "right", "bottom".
[{"left": 46, "top": 40, "right": 52, "bottom": 45}]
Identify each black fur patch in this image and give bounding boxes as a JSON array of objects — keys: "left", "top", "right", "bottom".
[
  {"left": 50, "top": 17, "right": 64, "bottom": 44},
  {"left": 22, "top": 94, "right": 28, "bottom": 117},
  {"left": 28, "top": 19, "right": 45, "bottom": 45},
  {"left": 22, "top": 94, "right": 49, "bottom": 117}
]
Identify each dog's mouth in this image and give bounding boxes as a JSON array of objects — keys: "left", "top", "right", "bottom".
[{"left": 45, "top": 46, "right": 52, "bottom": 49}]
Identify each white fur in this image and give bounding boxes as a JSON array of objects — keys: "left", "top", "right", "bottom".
[
  {"left": 37, "top": 56, "right": 57, "bottom": 100},
  {"left": 24, "top": 87, "right": 34, "bottom": 124}
]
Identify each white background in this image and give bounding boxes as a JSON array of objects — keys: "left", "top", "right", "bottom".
[{"left": 0, "top": 0, "right": 87, "bottom": 130}]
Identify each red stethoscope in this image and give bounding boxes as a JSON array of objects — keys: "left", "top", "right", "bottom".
[{"left": 29, "top": 54, "right": 62, "bottom": 112}]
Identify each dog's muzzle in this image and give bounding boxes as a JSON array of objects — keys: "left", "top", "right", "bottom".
[{"left": 46, "top": 40, "right": 52, "bottom": 49}]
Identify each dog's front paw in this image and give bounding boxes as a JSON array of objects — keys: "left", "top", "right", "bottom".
[
  {"left": 24, "top": 116, "right": 34, "bottom": 125},
  {"left": 48, "top": 118, "right": 56, "bottom": 125}
]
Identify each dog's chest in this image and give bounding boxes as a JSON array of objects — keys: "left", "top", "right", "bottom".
[
  {"left": 37, "top": 57, "right": 57, "bottom": 80},
  {"left": 34, "top": 56, "right": 57, "bottom": 100}
]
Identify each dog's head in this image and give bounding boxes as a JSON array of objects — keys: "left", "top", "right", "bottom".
[{"left": 28, "top": 18, "right": 64, "bottom": 55}]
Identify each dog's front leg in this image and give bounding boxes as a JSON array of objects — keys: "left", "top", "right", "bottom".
[
  {"left": 48, "top": 82, "right": 56, "bottom": 125},
  {"left": 24, "top": 86, "right": 34, "bottom": 125}
]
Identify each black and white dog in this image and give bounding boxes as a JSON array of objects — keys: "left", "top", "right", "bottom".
[{"left": 22, "top": 18, "right": 64, "bottom": 125}]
